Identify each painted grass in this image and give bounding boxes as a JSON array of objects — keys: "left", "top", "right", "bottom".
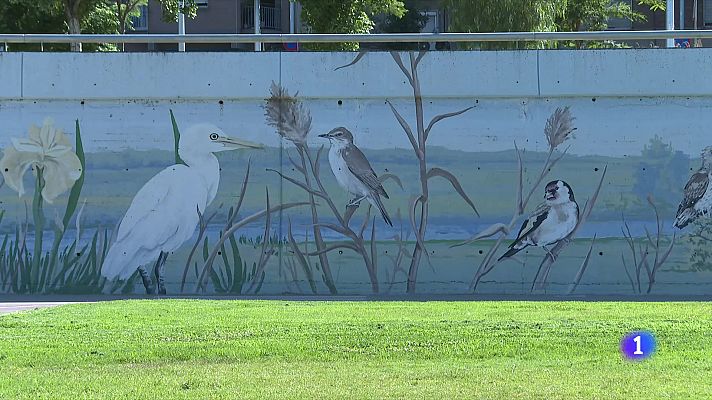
[{"left": 0, "top": 300, "right": 710, "bottom": 399}]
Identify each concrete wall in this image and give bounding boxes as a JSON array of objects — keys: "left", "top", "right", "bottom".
[{"left": 1, "top": 49, "right": 711, "bottom": 296}]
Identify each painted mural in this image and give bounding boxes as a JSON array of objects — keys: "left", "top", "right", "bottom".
[{"left": 0, "top": 50, "right": 711, "bottom": 296}]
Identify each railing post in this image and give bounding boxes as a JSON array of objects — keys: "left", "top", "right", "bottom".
[
  {"left": 178, "top": 0, "right": 186, "bottom": 52},
  {"left": 666, "top": 0, "right": 675, "bottom": 48},
  {"left": 254, "top": 0, "right": 261, "bottom": 51}
]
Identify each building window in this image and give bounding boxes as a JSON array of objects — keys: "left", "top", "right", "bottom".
[
  {"left": 130, "top": 4, "right": 148, "bottom": 31},
  {"left": 607, "top": 0, "right": 633, "bottom": 30},
  {"left": 705, "top": 0, "right": 712, "bottom": 27},
  {"left": 196, "top": 0, "right": 208, "bottom": 7},
  {"left": 242, "top": 2, "right": 282, "bottom": 30},
  {"left": 420, "top": 11, "right": 439, "bottom": 33}
]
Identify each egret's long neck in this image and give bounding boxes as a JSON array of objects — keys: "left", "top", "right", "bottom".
[{"left": 180, "top": 150, "right": 221, "bottom": 207}]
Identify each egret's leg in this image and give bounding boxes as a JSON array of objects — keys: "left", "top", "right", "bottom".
[
  {"left": 153, "top": 251, "right": 168, "bottom": 295},
  {"left": 137, "top": 265, "right": 154, "bottom": 294}
]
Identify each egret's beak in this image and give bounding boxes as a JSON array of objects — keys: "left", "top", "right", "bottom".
[{"left": 218, "top": 136, "right": 264, "bottom": 149}]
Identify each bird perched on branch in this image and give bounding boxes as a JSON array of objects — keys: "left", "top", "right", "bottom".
[
  {"left": 499, "top": 180, "right": 579, "bottom": 261},
  {"left": 675, "top": 146, "right": 712, "bottom": 229},
  {"left": 101, "top": 123, "right": 262, "bottom": 294},
  {"left": 319, "top": 127, "right": 393, "bottom": 227}
]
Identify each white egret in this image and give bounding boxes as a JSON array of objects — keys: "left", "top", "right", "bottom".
[{"left": 101, "top": 123, "right": 263, "bottom": 294}]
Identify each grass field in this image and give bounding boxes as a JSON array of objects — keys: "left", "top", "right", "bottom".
[{"left": 0, "top": 300, "right": 710, "bottom": 399}]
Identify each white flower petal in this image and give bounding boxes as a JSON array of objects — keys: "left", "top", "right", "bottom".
[
  {"left": 3, "top": 117, "right": 81, "bottom": 203},
  {"left": 39, "top": 151, "right": 81, "bottom": 203},
  {"left": 0, "top": 147, "right": 37, "bottom": 198},
  {"left": 43, "top": 145, "right": 72, "bottom": 158},
  {"left": 27, "top": 124, "right": 42, "bottom": 143},
  {"left": 38, "top": 118, "right": 58, "bottom": 149},
  {"left": 11, "top": 138, "right": 43, "bottom": 154},
  {"left": 40, "top": 154, "right": 81, "bottom": 203}
]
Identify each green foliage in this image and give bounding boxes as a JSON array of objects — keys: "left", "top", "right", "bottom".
[
  {"left": 373, "top": 0, "right": 427, "bottom": 50},
  {"left": 375, "top": 0, "right": 426, "bottom": 33},
  {"left": 444, "top": 0, "right": 565, "bottom": 49},
  {"left": 298, "top": 0, "right": 405, "bottom": 50},
  {"left": 0, "top": 0, "right": 66, "bottom": 51},
  {"left": 159, "top": 0, "right": 199, "bottom": 23},
  {"left": 554, "top": 0, "right": 649, "bottom": 48},
  {"left": 638, "top": 0, "right": 666, "bottom": 12},
  {"left": 445, "top": 0, "right": 662, "bottom": 49},
  {"left": 557, "top": 0, "right": 641, "bottom": 32}
]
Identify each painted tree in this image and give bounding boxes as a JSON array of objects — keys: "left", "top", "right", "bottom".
[{"left": 298, "top": 0, "right": 405, "bottom": 50}]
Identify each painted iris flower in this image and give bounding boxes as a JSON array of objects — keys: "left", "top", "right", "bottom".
[{"left": 0, "top": 118, "right": 82, "bottom": 203}]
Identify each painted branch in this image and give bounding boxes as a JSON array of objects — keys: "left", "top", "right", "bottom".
[
  {"left": 334, "top": 51, "right": 368, "bottom": 71},
  {"left": 247, "top": 188, "right": 274, "bottom": 293},
  {"left": 424, "top": 106, "right": 475, "bottom": 141},
  {"left": 287, "top": 219, "right": 317, "bottom": 294},
  {"left": 196, "top": 202, "right": 309, "bottom": 292},
  {"left": 297, "top": 146, "right": 337, "bottom": 294},
  {"left": 566, "top": 235, "right": 596, "bottom": 295}
]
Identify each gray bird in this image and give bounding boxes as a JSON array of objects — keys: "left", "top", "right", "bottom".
[
  {"left": 319, "top": 127, "right": 393, "bottom": 226},
  {"left": 675, "top": 146, "right": 712, "bottom": 229},
  {"left": 499, "top": 180, "right": 579, "bottom": 261}
]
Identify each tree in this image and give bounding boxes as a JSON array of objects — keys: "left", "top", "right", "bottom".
[
  {"left": 113, "top": 0, "right": 146, "bottom": 35},
  {"left": 445, "top": 0, "right": 666, "bottom": 50},
  {"left": 298, "top": 0, "right": 405, "bottom": 50},
  {"left": 444, "top": 0, "right": 565, "bottom": 49},
  {"left": 156, "top": 0, "right": 199, "bottom": 23},
  {"left": 0, "top": 0, "right": 116, "bottom": 51},
  {"left": 0, "top": 0, "right": 65, "bottom": 51},
  {"left": 373, "top": 0, "right": 427, "bottom": 50}
]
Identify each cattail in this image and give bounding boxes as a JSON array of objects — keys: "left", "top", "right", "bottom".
[
  {"left": 545, "top": 107, "right": 576, "bottom": 150},
  {"left": 264, "top": 82, "right": 311, "bottom": 145}
]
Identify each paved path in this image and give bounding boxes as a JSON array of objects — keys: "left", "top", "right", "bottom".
[{"left": 0, "top": 302, "right": 80, "bottom": 315}]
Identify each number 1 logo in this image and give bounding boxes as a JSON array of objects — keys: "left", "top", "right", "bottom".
[
  {"left": 621, "top": 331, "right": 655, "bottom": 360},
  {"left": 633, "top": 335, "right": 644, "bottom": 355}
]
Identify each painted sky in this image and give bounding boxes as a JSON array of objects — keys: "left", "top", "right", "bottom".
[{"left": 0, "top": 95, "right": 709, "bottom": 158}]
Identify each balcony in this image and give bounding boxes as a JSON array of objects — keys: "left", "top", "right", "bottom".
[{"left": 242, "top": 4, "right": 281, "bottom": 31}]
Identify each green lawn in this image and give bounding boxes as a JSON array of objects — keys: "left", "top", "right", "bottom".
[{"left": 0, "top": 300, "right": 710, "bottom": 399}]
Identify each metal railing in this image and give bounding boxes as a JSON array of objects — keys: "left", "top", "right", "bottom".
[
  {"left": 1, "top": 30, "right": 712, "bottom": 45},
  {"left": 242, "top": 5, "right": 281, "bottom": 31}
]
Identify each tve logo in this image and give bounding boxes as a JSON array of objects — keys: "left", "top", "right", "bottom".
[{"left": 620, "top": 331, "right": 656, "bottom": 360}]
